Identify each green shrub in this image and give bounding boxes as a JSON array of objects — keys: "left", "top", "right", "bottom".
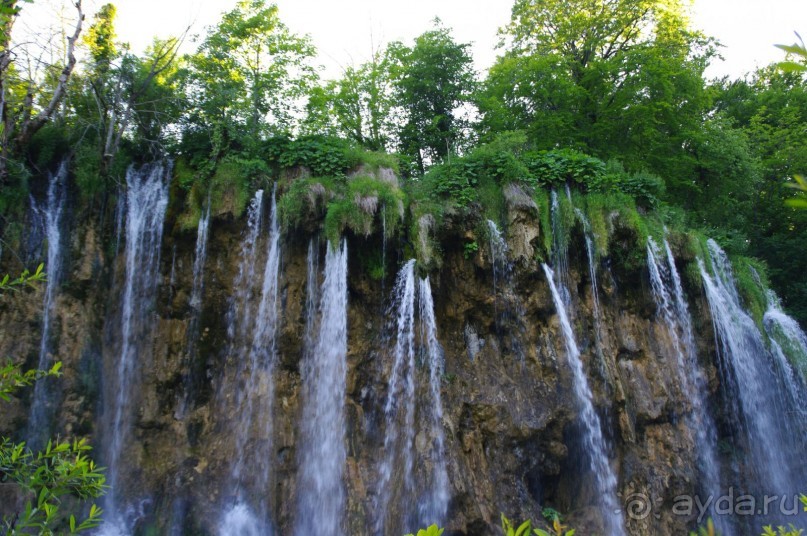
[
  {"left": 524, "top": 149, "right": 606, "bottom": 187},
  {"left": 277, "top": 135, "right": 352, "bottom": 178}
]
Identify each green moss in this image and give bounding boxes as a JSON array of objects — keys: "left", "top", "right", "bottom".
[
  {"left": 732, "top": 255, "right": 770, "bottom": 329},
  {"left": 584, "top": 191, "right": 648, "bottom": 258},
  {"left": 277, "top": 177, "right": 336, "bottom": 231},
  {"left": 344, "top": 146, "right": 400, "bottom": 173},
  {"left": 478, "top": 176, "right": 505, "bottom": 222}
]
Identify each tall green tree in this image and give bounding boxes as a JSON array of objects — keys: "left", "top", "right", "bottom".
[
  {"left": 389, "top": 20, "right": 476, "bottom": 175},
  {"left": 184, "top": 0, "right": 316, "bottom": 158},
  {"left": 303, "top": 50, "right": 396, "bottom": 151},
  {"left": 714, "top": 67, "right": 807, "bottom": 322},
  {"left": 481, "top": 0, "right": 713, "bottom": 181}
]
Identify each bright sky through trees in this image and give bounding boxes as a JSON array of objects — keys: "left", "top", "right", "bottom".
[{"left": 16, "top": 0, "right": 807, "bottom": 81}]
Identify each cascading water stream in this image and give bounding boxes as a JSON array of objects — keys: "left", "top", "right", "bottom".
[
  {"left": 376, "top": 259, "right": 417, "bottom": 535},
  {"left": 377, "top": 260, "right": 449, "bottom": 533},
  {"left": 550, "top": 191, "right": 571, "bottom": 306},
  {"left": 176, "top": 202, "right": 211, "bottom": 417},
  {"left": 487, "top": 219, "right": 508, "bottom": 319},
  {"left": 763, "top": 291, "right": 807, "bottom": 427},
  {"left": 486, "top": 220, "right": 526, "bottom": 360},
  {"left": 699, "top": 239, "right": 807, "bottom": 516},
  {"left": 100, "top": 163, "right": 170, "bottom": 535},
  {"left": 646, "top": 237, "right": 726, "bottom": 531},
  {"left": 296, "top": 239, "right": 349, "bottom": 536},
  {"left": 416, "top": 276, "right": 449, "bottom": 526},
  {"left": 27, "top": 161, "right": 68, "bottom": 449},
  {"left": 219, "top": 188, "right": 282, "bottom": 535},
  {"left": 542, "top": 264, "right": 624, "bottom": 536}
]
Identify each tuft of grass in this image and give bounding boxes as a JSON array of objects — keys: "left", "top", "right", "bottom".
[{"left": 323, "top": 175, "right": 405, "bottom": 244}]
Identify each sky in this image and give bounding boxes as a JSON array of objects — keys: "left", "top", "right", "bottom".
[{"left": 15, "top": 0, "right": 807, "bottom": 81}]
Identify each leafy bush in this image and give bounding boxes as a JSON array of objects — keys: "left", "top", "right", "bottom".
[
  {"left": 277, "top": 177, "right": 335, "bottom": 231},
  {"left": 524, "top": 149, "right": 605, "bottom": 187},
  {"left": 277, "top": 135, "right": 352, "bottom": 178}
]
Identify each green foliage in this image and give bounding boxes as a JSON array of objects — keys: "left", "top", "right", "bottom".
[
  {"left": 185, "top": 0, "right": 317, "bottom": 152},
  {"left": 277, "top": 136, "right": 353, "bottom": 178},
  {"left": 277, "top": 177, "right": 335, "bottom": 231},
  {"left": 0, "top": 263, "right": 46, "bottom": 295},
  {"left": 776, "top": 32, "right": 807, "bottom": 74},
  {"left": 761, "top": 526, "right": 803, "bottom": 536},
  {"left": 389, "top": 19, "right": 477, "bottom": 174},
  {"left": 785, "top": 175, "right": 807, "bottom": 209},
  {"left": 584, "top": 191, "right": 648, "bottom": 265},
  {"left": 532, "top": 187, "right": 553, "bottom": 257},
  {"left": 73, "top": 144, "right": 104, "bottom": 201},
  {"left": 500, "top": 513, "right": 575, "bottom": 536},
  {"left": 0, "top": 273, "right": 106, "bottom": 533},
  {"left": 523, "top": 149, "right": 605, "bottom": 188},
  {"left": 463, "top": 240, "right": 478, "bottom": 259},
  {"left": 404, "top": 524, "right": 444, "bottom": 536},
  {"left": 689, "top": 518, "right": 717, "bottom": 536},
  {"left": 0, "top": 437, "right": 105, "bottom": 534},
  {"left": 0, "top": 360, "right": 59, "bottom": 402}
]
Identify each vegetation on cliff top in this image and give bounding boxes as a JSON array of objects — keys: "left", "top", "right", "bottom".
[{"left": 0, "top": 0, "right": 805, "bottom": 325}]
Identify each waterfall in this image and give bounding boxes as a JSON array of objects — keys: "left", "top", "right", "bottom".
[
  {"left": 100, "top": 163, "right": 170, "bottom": 535},
  {"left": 27, "top": 161, "right": 68, "bottom": 450},
  {"left": 542, "top": 264, "right": 624, "bottom": 536},
  {"left": 296, "top": 239, "right": 349, "bottom": 536},
  {"left": 376, "top": 260, "right": 449, "bottom": 534},
  {"left": 646, "top": 237, "right": 726, "bottom": 531},
  {"left": 699, "top": 239, "right": 807, "bottom": 514},
  {"left": 487, "top": 219, "right": 508, "bottom": 315},
  {"left": 549, "top": 191, "right": 571, "bottom": 305},
  {"left": 227, "top": 190, "right": 265, "bottom": 346},
  {"left": 416, "top": 276, "right": 449, "bottom": 526},
  {"left": 219, "top": 187, "right": 282, "bottom": 535},
  {"left": 763, "top": 291, "right": 807, "bottom": 426},
  {"left": 486, "top": 219, "right": 526, "bottom": 360},
  {"left": 177, "top": 203, "right": 212, "bottom": 417}
]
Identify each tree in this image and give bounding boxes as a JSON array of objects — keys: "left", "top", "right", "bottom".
[
  {"left": 481, "top": 0, "right": 713, "bottom": 180},
  {"left": 389, "top": 20, "right": 476, "bottom": 174},
  {"left": 303, "top": 49, "right": 396, "bottom": 151},
  {"left": 76, "top": 4, "right": 185, "bottom": 178},
  {"left": 0, "top": 0, "right": 84, "bottom": 184},
  {"left": 0, "top": 268, "right": 105, "bottom": 534},
  {"left": 183, "top": 0, "right": 316, "bottom": 158}
]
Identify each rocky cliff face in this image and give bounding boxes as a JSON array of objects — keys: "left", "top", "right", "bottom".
[{"left": 0, "top": 169, "right": 735, "bottom": 536}]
